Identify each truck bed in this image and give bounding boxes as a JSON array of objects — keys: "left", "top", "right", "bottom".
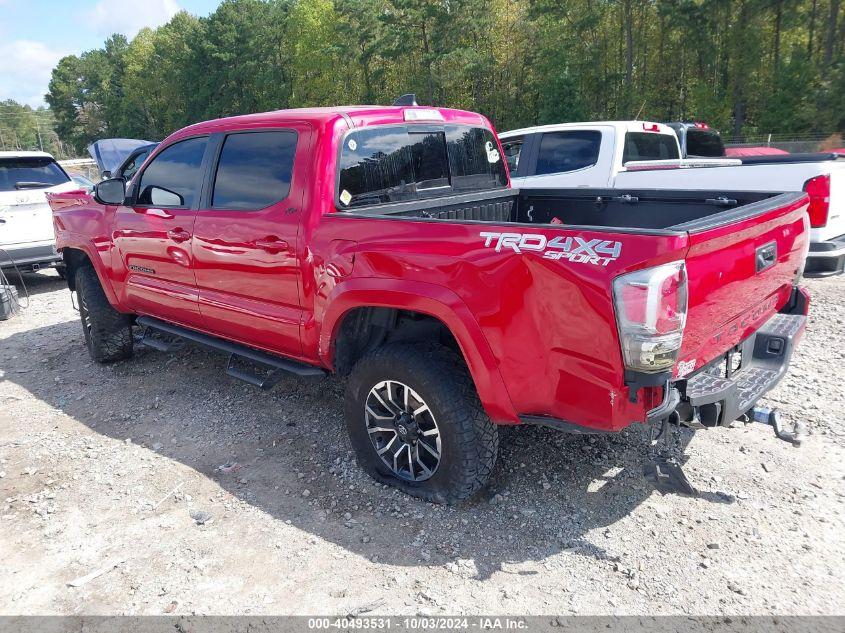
[
  {"left": 329, "top": 186, "right": 808, "bottom": 430},
  {"left": 341, "top": 187, "right": 797, "bottom": 232}
]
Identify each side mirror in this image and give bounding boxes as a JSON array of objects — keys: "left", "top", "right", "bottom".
[
  {"left": 146, "top": 186, "right": 183, "bottom": 207},
  {"left": 94, "top": 178, "right": 126, "bottom": 205}
]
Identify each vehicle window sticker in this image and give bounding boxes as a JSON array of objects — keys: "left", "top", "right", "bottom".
[{"left": 485, "top": 141, "right": 500, "bottom": 164}]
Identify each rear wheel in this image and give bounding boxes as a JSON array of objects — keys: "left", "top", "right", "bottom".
[
  {"left": 345, "top": 343, "right": 498, "bottom": 503},
  {"left": 75, "top": 265, "right": 134, "bottom": 363}
]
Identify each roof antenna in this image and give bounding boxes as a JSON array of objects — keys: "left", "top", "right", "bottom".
[
  {"left": 393, "top": 94, "right": 418, "bottom": 106},
  {"left": 634, "top": 101, "right": 646, "bottom": 121}
]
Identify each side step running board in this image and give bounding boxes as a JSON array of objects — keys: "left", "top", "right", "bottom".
[
  {"left": 137, "top": 315, "right": 326, "bottom": 389},
  {"left": 140, "top": 328, "right": 181, "bottom": 352}
]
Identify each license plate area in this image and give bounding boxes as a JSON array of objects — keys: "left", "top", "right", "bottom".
[
  {"left": 703, "top": 343, "right": 745, "bottom": 381},
  {"left": 683, "top": 311, "right": 804, "bottom": 427}
]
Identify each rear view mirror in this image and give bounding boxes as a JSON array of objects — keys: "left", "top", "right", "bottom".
[{"left": 94, "top": 178, "right": 126, "bottom": 205}]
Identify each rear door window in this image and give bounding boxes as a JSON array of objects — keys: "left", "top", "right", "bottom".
[
  {"left": 211, "top": 131, "right": 298, "bottom": 210},
  {"left": 535, "top": 131, "right": 601, "bottom": 175},
  {"left": 622, "top": 132, "right": 680, "bottom": 163},
  {"left": 137, "top": 137, "right": 208, "bottom": 208},
  {"left": 0, "top": 157, "right": 69, "bottom": 192},
  {"left": 337, "top": 125, "right": 506, "bottom": 208}
]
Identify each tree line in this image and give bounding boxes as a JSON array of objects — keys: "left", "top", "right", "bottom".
[
  {"left": 0, "top": 101, "right": 62, "bottom": 156},
  {"left": 42, "top": 0, "right": 845, "bottom": 155}
]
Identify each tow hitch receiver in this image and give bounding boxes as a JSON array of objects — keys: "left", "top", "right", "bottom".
[
  {"left": 644, "top": 405, "right": 806, "bottom": 496},
  {"left": 644, "top": 411, "right": 697, "bottom": 496},
  {"left": 748, "top": 406, "right": 807, "bottom": 446}
]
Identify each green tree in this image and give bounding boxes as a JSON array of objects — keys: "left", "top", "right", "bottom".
[{"left": 43, "top": 0, "right": 845, "bottom": 153}]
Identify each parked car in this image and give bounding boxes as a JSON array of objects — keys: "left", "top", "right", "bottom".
[
  {"left": 499, "top": 121, "right": 845, "bottom": 277},
  {"left": 0, "top": 151, "right": 78, "bottom": 274},
  {"left": 48, "top": 105, "right": 810, "bottom": 502},
  {"left": 88, "top": 138, "right": 158, "bottom": 181},
  {"left": 664, "top": 121, "right": 726, "bottom": 158},
  {"left": 70, "top": 174, "right": 96, "bottom": 193}
]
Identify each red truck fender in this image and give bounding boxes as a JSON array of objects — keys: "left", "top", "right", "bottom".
[
  {"left": 55, "top": 235, "right": 122, "bottom": 310},
  {"left": 317, "top": 277, "right": 520, "bottom": 424}
]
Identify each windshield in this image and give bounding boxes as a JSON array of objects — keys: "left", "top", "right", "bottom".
[
  {"left": 686, "top": 129, "right": 724, "bottom": 157},
  {"left": 0, "top": 157, "right": 70, "bottom": 192},
  {"left": 337, "top": 124, "right": 508, "bottom": 208}
]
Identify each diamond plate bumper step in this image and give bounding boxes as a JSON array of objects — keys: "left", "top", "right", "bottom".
[{"left": 683, "top": 311, "right": 806, "bottom": 426}]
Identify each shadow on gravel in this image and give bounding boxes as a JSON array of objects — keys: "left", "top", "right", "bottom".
[
  {"left": 2, "top": 270, "right": 66, "bottom": 298},
  {"left": 2, "top": 320, "right": 735, "bottom": 581}
]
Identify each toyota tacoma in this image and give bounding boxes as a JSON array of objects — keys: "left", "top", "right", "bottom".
[{"left": 48, "top": 104, "right": 811, "bottom": 502}]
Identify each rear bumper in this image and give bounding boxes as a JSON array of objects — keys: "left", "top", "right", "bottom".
[
  {"left": 804, "top": 235, "right": 845, "bottom": 278},
  {"left": 0, "top": 242, "right": 62, "bottom": 271},
  {"left": 521, "top": 286, "right": 809, "bottom": 435},
  {"left": 677, "top": 286, "right": 808, "bottom": 427}
]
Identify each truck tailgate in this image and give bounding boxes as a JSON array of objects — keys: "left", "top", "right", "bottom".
[{"left": 674, "top": 192, "right": 809, "bottom": 377}]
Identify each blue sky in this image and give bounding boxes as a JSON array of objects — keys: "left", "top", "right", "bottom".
[{"left": 0, "top": 0, "right": 221, "bottom": 107}]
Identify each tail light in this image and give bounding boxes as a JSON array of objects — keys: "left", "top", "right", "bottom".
[
  {"left": 803, "top": 174, "right": 830, "bottom": 228},
  {"left": 613, "top": 261, "right": 688, "bottom": 373}
]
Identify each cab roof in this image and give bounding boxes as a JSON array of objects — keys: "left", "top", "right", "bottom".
[
  {"left": 499, "top": 120, "right": 676, "bottom": 139},
  {"left": 168, "top": 105, "right": 490, "bottom": 142},
  {"left": 0, "top": 150, "right": 56, "bottom": 159}
]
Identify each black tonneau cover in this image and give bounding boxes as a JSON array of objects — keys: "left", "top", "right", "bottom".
[{"left": 738, "top": 152, "right": 841, "bottom": 165}]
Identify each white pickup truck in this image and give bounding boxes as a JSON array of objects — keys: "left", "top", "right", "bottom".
[
  {"left": 0, "top": 151, "right": 78, "bottom": 275},
  {"left": 499, "top": 121, "right": 845, "bottom": 277}
]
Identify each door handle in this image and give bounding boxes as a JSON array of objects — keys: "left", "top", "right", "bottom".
[
  {"left": 254, "top": 237, "right": 289, "bottom": 253},
  {"left": 167, "top": 228, "right": 191, "bottom": 243},
  {"left": 756, "top": 241, "right": 777, "bottom": 273}
]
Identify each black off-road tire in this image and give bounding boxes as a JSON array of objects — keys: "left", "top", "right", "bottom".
[
  {"left": 345, "top": 343, "right": 499, "bottom": 503},
  {"left": 75, "top": 265, "right": 134, "bottom": 363},
  {"left": 55, "top": 265, "right": 67, "bottom": 280}
]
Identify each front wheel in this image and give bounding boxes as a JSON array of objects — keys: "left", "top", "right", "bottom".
[
  {"left": 344, "top": 343, "right": 498, "bottom": 503},
  {"left": 75, "top": 265, "right": 134, "bottom": 363}
]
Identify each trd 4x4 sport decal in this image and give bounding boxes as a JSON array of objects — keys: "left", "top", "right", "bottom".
[{"left": 479, "top": 231, "right": 622, "bottom": 266}]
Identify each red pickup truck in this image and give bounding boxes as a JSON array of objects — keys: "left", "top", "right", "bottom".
[{"left": 48, "top": 105, "right": 811, "bottom": 502}]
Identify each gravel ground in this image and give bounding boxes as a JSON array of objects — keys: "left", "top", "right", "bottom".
[{"left": 0, "top": 271, "right": 843, "bottom": 616}]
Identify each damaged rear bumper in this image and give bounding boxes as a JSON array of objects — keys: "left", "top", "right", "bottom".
[{"left": 674, "top": 286, "right": 809, "bottom": 428}]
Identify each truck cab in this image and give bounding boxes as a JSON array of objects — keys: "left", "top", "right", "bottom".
[{"left": 501, "top": 121, "right": 696, "bottom": 189}]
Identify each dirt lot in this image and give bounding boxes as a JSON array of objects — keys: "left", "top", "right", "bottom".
[{"left": 0, "top": 271, "right": 843, "bottom": 615}]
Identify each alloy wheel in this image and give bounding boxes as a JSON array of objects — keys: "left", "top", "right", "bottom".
[{"left": 364, "top": 380, "right": 441, "bottom": 481}]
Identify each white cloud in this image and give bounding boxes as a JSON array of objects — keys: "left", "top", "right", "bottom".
[
  {"left": 0, "top": 40, "right": 70, "bottom": 107},
  {"left": 89, "top": 0, "right": 181, "bottom": 39}
]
